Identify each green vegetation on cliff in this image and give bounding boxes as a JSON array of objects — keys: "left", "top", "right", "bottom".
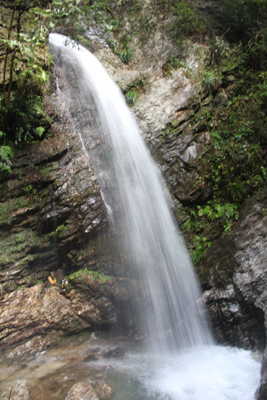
[
  {"left": 0, "top": 0, "right": 52, "bottom": 171},
  {"left": 1, "top": 0, "right": 266, "bottom": 269},
  {"left": 177, "top": 0, "right": 267, "bottom": 266}
]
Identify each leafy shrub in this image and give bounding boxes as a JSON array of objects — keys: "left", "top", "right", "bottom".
[
  {"left": 125, "top": 91, "right": 136, "bottom": 106},
  {"left": 171, "top": 0, "right": 207, "bottom": 38},
  {"left": 5, "top": 94, "right": 49, "bottom": 145},
  {"left": 0, "top": 144, "right": 14, "bottom": 172}
]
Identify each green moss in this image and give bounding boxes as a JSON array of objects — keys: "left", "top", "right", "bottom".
[
  {"left": 17, "top": 284, "right": 26, "bottom": 290},
  {"left": 49, "top": 223, "right": 69, "bottom": 240},
  {"left": 0, "top": 195, "right": 46, "bottom": 227},
  {"left": 0, "top": 201, "right": 12, "bottom": 225},
  {"left": 0, "top": 228, "right": 52, "bottom": 268},
  {"left": 68, "top": 267, "right": 112, "bottom": 283},
  {"left": 0, "top": 231, "right": 28, "bottom": 265}
]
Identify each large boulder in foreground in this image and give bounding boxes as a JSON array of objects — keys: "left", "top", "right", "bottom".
[{"left": 0, "top": 381, "right": 29, "bottom": 400}]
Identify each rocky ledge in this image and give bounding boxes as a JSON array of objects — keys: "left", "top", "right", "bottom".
[
  {"left": 0, "top": 96, "right": 145, "bottom": 356},
  {"left": 201, "top": 188, "right": 267, "bottom": 399}
]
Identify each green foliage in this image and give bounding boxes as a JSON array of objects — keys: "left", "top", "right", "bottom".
[
  {"left": 124, "top": 77, "right": 148, "bottom": 106},
  {"left": 170, "top": 0, "right": 206, "bottom": 39},
  {"left": 162, "top": 57, "right": 188, "bottom": 76},
  {"left": 182, "top": 3, "right": 267, "bottom": 267},
  {"left": 220, "top": 0, "right": 267, "bottom": 71},
  {"left": 24, "top": 184, "right": 38, "bottom": 196},
  {"left": 125, "top": 90, "right": 136, "bottom": 106},
  {"left": 203, "top": 91, "right": 266, "bottom": 201},
  {"left": 222, "top": 0, "right": 267, "bottom": 41},
  {"left": 5, "top": 94, "right": 49, "bottom": 145},
  {"left": 119, "top": 47, "right": 132, "bottom": 64},
  {"left": 113, "top": 35, "right": 133, "bottom": 64},
  {"left": 0, "top": 144, "right": 14, "bottom": 172},
  {"left": 182, "top": 199, "right": 241, "bottom": 266},
  {"left": 68, "top": 267, "right": 111, "bottom": 283},
  {"left": 191, "top": 236, "right": 212, "bottom": 266},
  {"left": 151, "top": 0, "right": 207, "bottom": 42},
  {"left": 49, "top": 222, "right": 69, "bottom": 239},
  {"left": 0, "top": 0, "right": 52, "bottom": 171},
  {"left": 201, "top": 70, "right": 222, "bottom": 93}
]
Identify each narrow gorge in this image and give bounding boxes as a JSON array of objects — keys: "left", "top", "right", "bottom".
[{"left": 0, "top": 1, "right": 267, "bottom": 399}]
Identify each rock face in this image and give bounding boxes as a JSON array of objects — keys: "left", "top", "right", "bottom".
[
  {"left": 95, "top": 36, "right": 213, "bottom": 209},
  {"left": 0, "top": 283, "right": 116, "bottom": 354},
  {"left": 0, "top": 1, "right": 218, "bottom": 355},
  {"left": 0, "top": 2, "right": 266, "bottom": 389},
  {"left": 200, "top": 188, "right": 267, "bottom": 398},
  {"left": 0, "top": 92, "right": 146, "bottom": 354},
  {"left": 201, "top": 188, "right": 267, "bottom": 351},
  {"left": 0, "top": 106, "right": 106, "bottom": 293}
]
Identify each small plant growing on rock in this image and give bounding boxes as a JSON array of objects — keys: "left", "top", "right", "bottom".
[
  {"left": 124, "top": 77, "right": 148, "bottom": 106},
  {"left": 119, "top": 47, "right": 132, "bottom": 64}
]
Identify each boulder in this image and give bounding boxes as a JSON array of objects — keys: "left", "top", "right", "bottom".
[
  {"left": 65, "top": 381, "right": 99, "bottom": 400},
  {"left": 94, "top": 381, "right": 113, "bottom": 400},
  {"left": 0, "top": 381, "right": 29, "bottom": 400}
]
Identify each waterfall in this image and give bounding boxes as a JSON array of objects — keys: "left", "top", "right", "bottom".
[{"left": 49, "top": 33, "right": 213, "bottom": 352}]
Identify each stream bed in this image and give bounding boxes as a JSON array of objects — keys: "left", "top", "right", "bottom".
[{"left": 0, "top": 335, "right": 261, "bottom": 400}]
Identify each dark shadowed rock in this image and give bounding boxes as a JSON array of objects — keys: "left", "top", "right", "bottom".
[
  {"left": 83, "top": 353, "right": 99, "bottom": 362},
  {"left": 103, "top": 347, "right": 126, "bottom": 359}
]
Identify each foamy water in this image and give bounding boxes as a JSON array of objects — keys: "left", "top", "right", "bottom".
[
  {"left": 102, "top": 346, "right": 261, "bottom": 400},
  {"left": 0, "top": 340, "right": 260, "bottom": 399}
]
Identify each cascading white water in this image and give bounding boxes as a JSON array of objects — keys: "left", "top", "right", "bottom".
[
  {"left": 49, "top": 33, "right": 212, "bottom": 352},
  {"left": 48, "top": 33, "right": 261, "bottom": 400}
]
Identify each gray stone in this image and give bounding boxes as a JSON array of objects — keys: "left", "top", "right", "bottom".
[
  {"left": 65, "top": 381, "right": 99, "bottom": 400},
  {"left": 0, "top": 381, "right": 29, "bottom": 400},
  {"left": 200, "top": 188, "right": 267, "bottom": 397},
  {"left": 94, "top": 381, "right": 113, "bottom": 400}
]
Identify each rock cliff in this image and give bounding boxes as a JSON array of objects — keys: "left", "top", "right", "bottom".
[{"left": 1, "top": 3, "right": 267, "bottom": 397}]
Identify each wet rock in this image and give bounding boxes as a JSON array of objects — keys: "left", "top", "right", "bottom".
[
  {"left": 0, "top": 272, "right": 146, "bottom": 357},
  {"left": 200, "top": 188, "right": 267, "bottom": 398},
  {"left": 201, "top": 187, "right": 267, "bottom": 351},
  {"left": 0, "top": 380, "right": 29, "bottom": 400},
  {"left": 65, "top": 381, "right": 99, "bottom": 400},
  {"left": 94, "top": 380, "right": 113, "bottom": 400},
  {"left": 56, "top": 269, "right": 65, "bottom": 285},
  {"left": 256, "top": 347, "right": 267, "bottom": 400},
  {"left": 0, "top": 105, "right": 107, "bottom": 297},
  {"left": 103, "top": 347, "right": 126, "bottom": 359},
  {"left": 54, "top": 373, "right": 76, "bottom": 384},
  {"left": 83, "top": 354, "right": 99, "bottom": 362},
  {"left": 0, "top": 283, "right": 118, "bottom": 354},
  {"left": 88, "top": 19, "right": 213, "bottom": 208}
]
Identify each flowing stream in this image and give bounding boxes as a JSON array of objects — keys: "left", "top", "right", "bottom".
[{"left": 48, "top": 33, "right": 261, "bottom": 399}]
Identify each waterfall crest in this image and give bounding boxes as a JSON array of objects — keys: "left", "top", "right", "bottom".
[{"left": 49, "top": 33, "right": 213, "bottom": 352}]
